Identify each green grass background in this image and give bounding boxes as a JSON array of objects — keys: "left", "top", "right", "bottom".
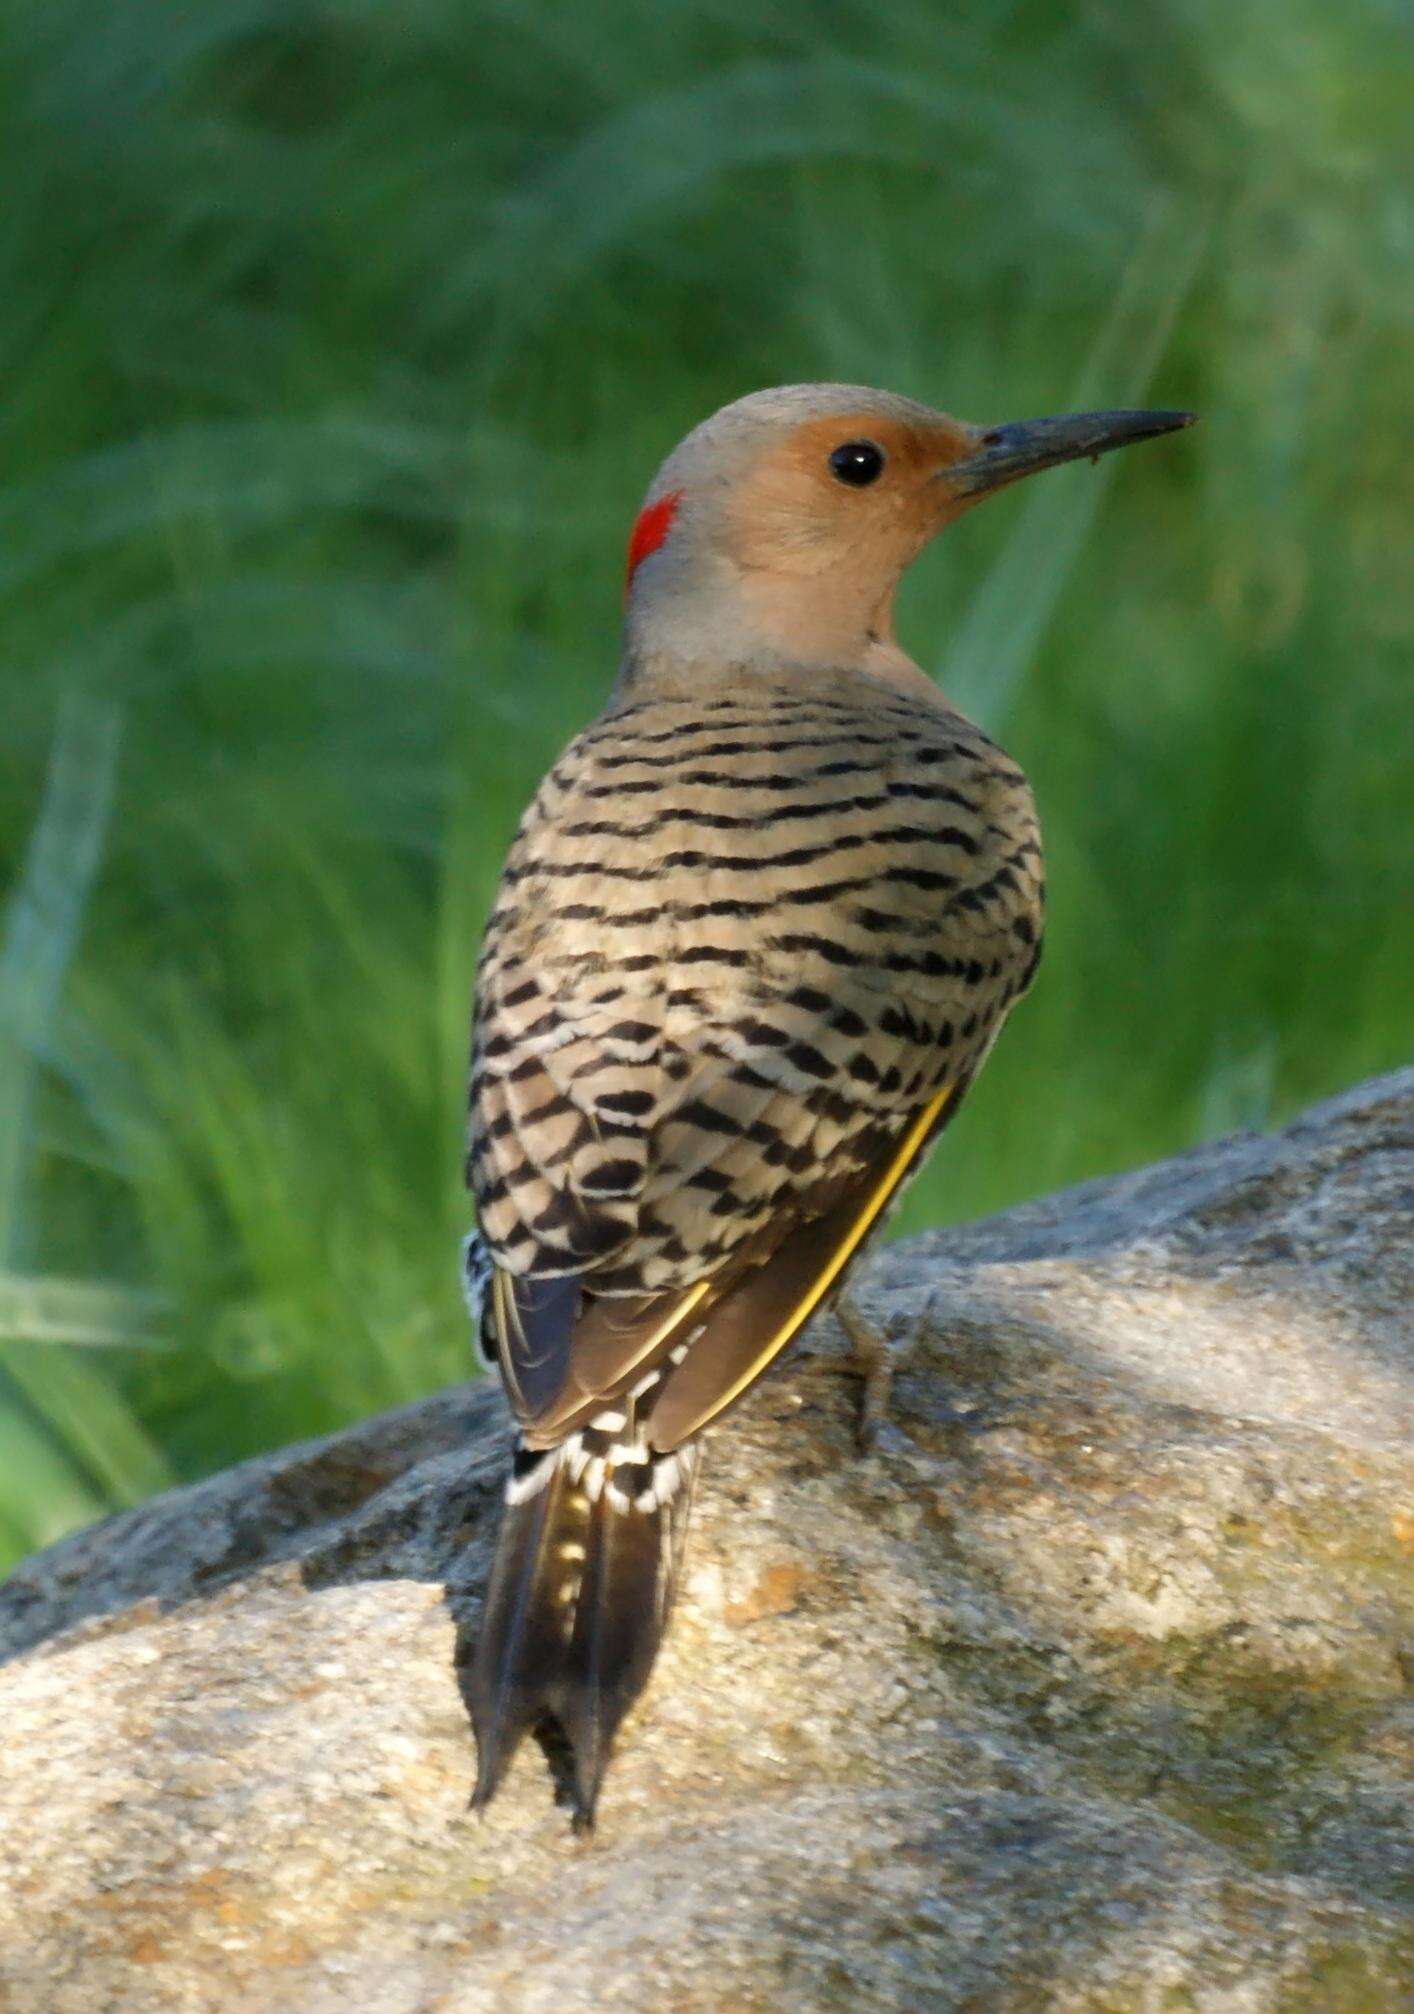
[{"left": 0, "top": 1, "right": 1409, "bottom": 1569}]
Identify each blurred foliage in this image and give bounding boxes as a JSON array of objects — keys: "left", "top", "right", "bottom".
[{"left": 0, "top": 0, "right": 1409, "bottom": 1568}]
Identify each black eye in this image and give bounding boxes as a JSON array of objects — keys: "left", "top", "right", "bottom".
[{"left": 829, "top": 439, "right": 885, "bottom": 487}]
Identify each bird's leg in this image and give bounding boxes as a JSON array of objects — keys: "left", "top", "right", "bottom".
[{"left": 832, "top": 1282, "right": 923, "bottom": 1452}]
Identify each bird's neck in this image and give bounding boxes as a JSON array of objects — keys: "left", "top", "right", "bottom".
[{"left": 619, "top": 567, "right": 942, "bottom": 707}]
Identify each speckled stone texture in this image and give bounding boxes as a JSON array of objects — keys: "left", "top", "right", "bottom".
[{"left": 1, "top": 1070, "right": 1410, "bottom": 2013}]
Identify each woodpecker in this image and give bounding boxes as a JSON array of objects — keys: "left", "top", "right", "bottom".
[{"left": 463, "top": 384, "right": 1193, "bottom": 1826}]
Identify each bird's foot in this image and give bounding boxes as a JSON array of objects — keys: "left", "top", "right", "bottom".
[{"left": 832, "top": 1286, "right": 924, "bottom": 1453}]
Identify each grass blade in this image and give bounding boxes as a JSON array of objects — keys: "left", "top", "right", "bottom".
[
  {"left": 0, "top": 692, "right": 174, "bottom": 1529},
  {"left": 0, "top": 691, "right": 121, "bottom": 1248}
]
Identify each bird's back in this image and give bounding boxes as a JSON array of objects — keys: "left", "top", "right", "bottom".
[{"left": 470, "top": 670, "right": 1043, "bottom": 1307}]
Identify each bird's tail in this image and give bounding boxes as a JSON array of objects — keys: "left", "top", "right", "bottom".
[{"left": 468, "top": 1422, "right": 698, "bottom": 1828}]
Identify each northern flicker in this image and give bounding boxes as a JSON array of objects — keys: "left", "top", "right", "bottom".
[{"left": 463, "top": 383, "right": 1192, "bottom": 1826}]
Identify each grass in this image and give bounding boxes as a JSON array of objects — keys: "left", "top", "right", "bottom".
[{"left": 0, "top": 0, "right": 1409, "bottom": 1570}]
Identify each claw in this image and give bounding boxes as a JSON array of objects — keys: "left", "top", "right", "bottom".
[{"left": 833, "top": 1287, "right": 920, "bottom": 1452}]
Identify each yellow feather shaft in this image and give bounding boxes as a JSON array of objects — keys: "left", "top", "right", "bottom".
[{"left": 692, "top": 1082, "right": 953, "bottom": 1427}]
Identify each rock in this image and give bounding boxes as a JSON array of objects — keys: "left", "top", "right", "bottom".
[{"left": 1, "top": 1070, "right": 1410, "bottom": 2013}]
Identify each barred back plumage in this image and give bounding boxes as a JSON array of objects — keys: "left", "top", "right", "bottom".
[
  {"left": 470, "top": 677, "right": 1041, "bottom": 1299},
  {"left": 461, "top": 379, "right": 1189, "bottom": 1827}
]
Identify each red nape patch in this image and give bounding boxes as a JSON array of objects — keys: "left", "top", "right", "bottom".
[{"left": 624, "top": 489, "right": 683, "bottom": 598}]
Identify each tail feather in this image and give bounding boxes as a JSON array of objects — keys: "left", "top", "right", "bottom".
[
  {"left": 468, "top": 1458, "right": 583, "bottom": 1810},
  {"left": 552, "top": 1487, "right": 668, "bottom": 1825},
  {"left": 469, "top": 1428, "right": 697, "bottom": 1827}
]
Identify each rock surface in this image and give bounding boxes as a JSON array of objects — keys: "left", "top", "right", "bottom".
[{"left": 1, "top": 1070, "right": 1411, "bottom": 2013}]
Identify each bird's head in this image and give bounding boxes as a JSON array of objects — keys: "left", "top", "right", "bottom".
[{"left": 620, "top": 383, "right": 1193, "bottom": 688}]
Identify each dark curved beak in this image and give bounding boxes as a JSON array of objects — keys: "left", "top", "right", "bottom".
[{"left": 948, "top": 408, "right": 1196, "bottom": 496}]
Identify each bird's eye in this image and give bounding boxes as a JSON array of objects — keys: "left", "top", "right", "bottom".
[{"left": 829, "top": 440, "right": 886, "bottom": 487}]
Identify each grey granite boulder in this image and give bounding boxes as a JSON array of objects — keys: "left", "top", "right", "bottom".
[{"left": 1, "top": 1070, "right": 1410, "bottom": 2012}]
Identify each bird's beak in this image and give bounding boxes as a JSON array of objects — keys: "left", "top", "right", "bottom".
[{"left": 944, "top": 408, "right": 1196, "bottom": 498}]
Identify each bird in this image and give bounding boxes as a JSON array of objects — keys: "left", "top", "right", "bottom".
[{"left": 461, "top": 382, "right": 1193, "bottom": 1827}]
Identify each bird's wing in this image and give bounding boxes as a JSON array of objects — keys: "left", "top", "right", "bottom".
[
  {"left": 468, "top": 951, "right": 790, "bottom": 1433},
  {"left": 474, "top": 997, "right": 960, "bottom": 1449},
  {"left": 471, "top": 927, "right": 991, "bottom": 1448},
  {"left": 642, "top": 1078, "right": 954, "bottom": 1448}
]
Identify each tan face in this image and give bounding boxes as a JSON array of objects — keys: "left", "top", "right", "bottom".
[{"left": 722, "top": 409, "right": 983, "bottom": 582}]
